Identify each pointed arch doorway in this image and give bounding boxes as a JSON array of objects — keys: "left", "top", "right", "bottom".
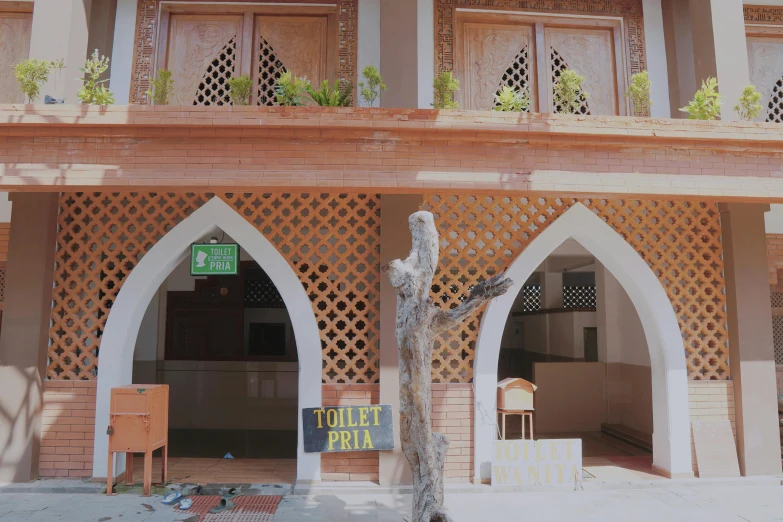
[
  {"left": 473, "top": 203, "right": 693, "bottom": 482},
  {"left": 91, "top": 198, "right": 322, "bottom": 483}
]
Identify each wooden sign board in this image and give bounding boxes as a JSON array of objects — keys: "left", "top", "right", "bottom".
[
  {"left": 302, "top": 405, "right": 394, "bottom": 453},
  {"left": 692, "top": 420, "right": 740, "bottom": 478},
  {"left": 492, "top": 439, "right": 582, "bottom": 486}
]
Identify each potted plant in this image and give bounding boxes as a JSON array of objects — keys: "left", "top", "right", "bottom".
[
  {"left": 77, "top": 49, "right": 115, "bottom": 105},
  {"left": 13, "top": 58, "right": 65, "bottom": 103},
  {"left": 432, "top": 71, "right": 459, "bottom": 110},
  {"left": 358, "top": 66, "right": 386, "bottom": 107}
]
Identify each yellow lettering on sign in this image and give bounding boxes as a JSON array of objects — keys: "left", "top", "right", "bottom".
[
  {"left": 327, "top": 431, "right": 339, "bottom": 450},
  {"left": 353, "top": 430, "right": 359, "bottom": 449},
  {"left": 339, "top": 408, "right": 345, "bottom": 428},
  {"left": 369, "top": 406, "right": 382, "bottom": 426},
  {"left": 544, "top": 465, "right": 551, "bottom": 484},
  {"left": 359, "top": 407, "right": 369, "bottom": 427},
  {"left": 340, "top": 431, "right": 351, "bottom": 450},
  {"left": 555, "top": 463, "right": 566, "bottom": 483},
  {"left": 326, "top": 409, "right": 338, "bottom": 428},
  {"left": 493, "top": 466, "right": 509, "bottom": 484},
  {"left": 550, "top": 442, "right": 560, "bottom": 461},
  {"left": 346, "top": 408, "right": 357, "bottom": 427},
  {"left": 361, "top": 430, "right": 374, "bottom": 449},
  {"left": 564, "top": 441, "right": 574, "bottom": 460},
  {"left": 313, "top": 409, "right": 325, "bottom": 429},
  {"left": 504, "top": 441, "right": 519, "bottom": 461}
]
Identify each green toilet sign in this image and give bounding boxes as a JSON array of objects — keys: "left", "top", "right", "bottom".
[{"left": 191, "top": 244, "right": 239, "bottom": 275}]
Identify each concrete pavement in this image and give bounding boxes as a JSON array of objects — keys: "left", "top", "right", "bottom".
[{"left": 0, "top": 482, "right": 782, "bottom": 521}]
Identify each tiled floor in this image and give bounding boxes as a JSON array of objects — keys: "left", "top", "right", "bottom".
[{"left": 130, "top": 457, "right": 296, "bottom": 485}]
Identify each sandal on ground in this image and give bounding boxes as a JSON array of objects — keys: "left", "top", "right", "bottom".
[
  {"left": 178, "top": 498, "right": 193, "bottom": 511},
  {"left": 222, "top": 487, "right": 241, "bottom": 500},
  {"left": 209, "top": 498, "right": 236, "bottom": 513},
  {"left": 161, "top": 492, "right": 182, "bottom": 505}
]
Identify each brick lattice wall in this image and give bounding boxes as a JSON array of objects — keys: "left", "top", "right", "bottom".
[
  {"left": 39, "top": 381, "right": 97, "bottom": 478},
  {"left": 688, "top": 381, "right": 735, "bottom": 476},
  {"left": 433, "top": 384, "right": 474, "bottom": 483},
  {"left": 767, "top": 234, "right": 783, "bottom": 287},
  {"left": 320, "top": 384, "right": 380, "bottom": 481}
]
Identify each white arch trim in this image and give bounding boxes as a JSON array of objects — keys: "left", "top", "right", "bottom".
[
  {"left": 91, "top": 198, "right": 322, "bottom": 481},
  {"left": 473, "top": 203, "right": 693, "bottom": 481}
]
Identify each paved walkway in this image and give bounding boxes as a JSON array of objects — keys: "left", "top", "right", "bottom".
[{"left": 1, "top": 482, "right": 783, "bottom": 521}]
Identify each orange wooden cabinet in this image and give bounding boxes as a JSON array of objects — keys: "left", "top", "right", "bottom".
[{"left": 107, "top": 385, "right": 169, "bottom": 496}]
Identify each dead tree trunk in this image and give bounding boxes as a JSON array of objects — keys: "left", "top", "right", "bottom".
[{"left": 384, "top": 211, "right": 512, "bottom": 522}]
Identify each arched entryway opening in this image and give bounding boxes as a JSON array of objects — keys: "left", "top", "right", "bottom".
[
  {"left": 91, "top": 198, "right": 322, "bottom": 482},
  {"left": 474, "top": 203, "right": 692, "bottom": 482}
]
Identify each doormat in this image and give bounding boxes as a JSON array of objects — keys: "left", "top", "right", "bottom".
[{"left": 175, "top": 495, "right": 282, "bottom": 521}]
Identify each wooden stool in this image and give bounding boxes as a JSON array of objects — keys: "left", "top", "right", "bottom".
[{"left": 498, "top": 409, "right": 534, "bottom": 440}]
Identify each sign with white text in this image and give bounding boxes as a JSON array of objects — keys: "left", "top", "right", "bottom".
[
  {"left": 492, "top": 439, "right": 582, "bottom": 486},
  {"left": 191, "top": 244, "right": 239, "bottom": 275},
  {"left": 302, "top": 405, "right": 394, "bottom": 453}
]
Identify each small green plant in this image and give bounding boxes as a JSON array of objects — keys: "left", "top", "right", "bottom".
[
  {"left": 734, "top": 84, "right": 762, "bottom": 121},
  {"left": 432, "top": 71, "right": 460, "bottom": 110},
  {"left": 553, "top": 69, "right": 587, "bottom": 115},
  {"left": 275, "top": 71, "right": 310, "bottom": 106},
  {"left": 358, "top": 66, "right": 386, "bottom": 107},
  {"left": 13, "top": 58, "right": 64, "bottom": 103},
  {"left": 307, "top": 79, "right": 353, "bottom": 107},
  {"left": 679, "top": 77, "right": 722, "bottom": 120},
  {"left": 146, "top": 69, "right": 174, "bottom": 105},
  {"left": 627, "top": 71, "right": 651, "bottom": 117},
  {"left": 227, "top": 75, "right": 253, "bottom": 106},
  {"left": 493, "top": 86, "right": 529, "bottom": 112},
  {"left": 77, "top": 49, "right": 115, "bottom": 105}
]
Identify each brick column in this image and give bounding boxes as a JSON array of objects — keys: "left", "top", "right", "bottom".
[
  {"left": 689, "top": 0, "right": 749, "bottom": 122},
  {"left": 0, "top": 193, "right": 59, "bottom": 482},
  {"left": 29, "top": 0, "right": 93, "bottom": 103},
  {"left": 378, "top": 194, "right": 422, "bottom": 486},
  {"left": 719, "top": 203, "right": 782, "bottom": 476}
]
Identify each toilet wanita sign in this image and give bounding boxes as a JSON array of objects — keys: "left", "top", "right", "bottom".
[{"left": 492, "top": 439, "right": 583, "bottom": 486}]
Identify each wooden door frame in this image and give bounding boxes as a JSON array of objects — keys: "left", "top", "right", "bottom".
[
  {"left": 154, "top": 2, "right": 339, "bottom": 98},
  {"left": 453, "top": 8, "right": 630, "bottom": 115}
]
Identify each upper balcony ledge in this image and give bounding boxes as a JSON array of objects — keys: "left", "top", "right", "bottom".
[{"left": 0, "top": 104, "right": 781, "bottom": 145}]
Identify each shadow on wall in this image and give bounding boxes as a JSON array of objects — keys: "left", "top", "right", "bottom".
[{"left": 0, "top": 366, "right": 42, "bottom": 482}]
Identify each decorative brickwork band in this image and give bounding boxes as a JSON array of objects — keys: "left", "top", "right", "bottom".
[
  {"left": 48, "top": 193, "right": 380, "bottom": 384},
  {"left": 436, "top": 0, "right": 646, "bottom": 77},
  {"left": 423, "top": 196, "right": 728, "bottom": 383}
]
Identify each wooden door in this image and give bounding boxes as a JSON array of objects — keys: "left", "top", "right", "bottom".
[
  {"left": 456, "top": 20, "right": 536, "bottom": 111},
  {"left": 254, "top": 16, "right": 328, "bottom": 105},
  {"left": 747, "top": 35, "right": 783, "bottom": 122},
  {"left": 0, "top": 12, "right": 32, "bottom": 103},
  {"left": 545, "top": 27, "right": 618, "bottom": 116},
  {"left": 164, "top": 15, "right": 244, "bottom": 105}
]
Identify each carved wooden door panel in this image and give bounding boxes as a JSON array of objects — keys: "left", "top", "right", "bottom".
[
  {"left": 255, "top": 16, "right": 328, "bottom": 106},
  {"left": 747, "top": 36, "right": 783, "bottom": 122},
  {"left": 0, "top": 12, "right": 32, "bottom": 103},
  {"left": 545, "top": 27, "right": 618, "bottom": 116},
  {"left": 165, "top": 15, "right": 244, "bottom": 106},
  {"left": 456, "top": 21, "right": 536, "bottom": 111}
]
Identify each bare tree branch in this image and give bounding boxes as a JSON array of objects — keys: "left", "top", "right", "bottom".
[{"left": 431, "top": 273, "right": 514, "bottom": 334}]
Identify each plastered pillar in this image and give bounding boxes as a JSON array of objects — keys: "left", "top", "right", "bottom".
[
  {"left": 379, "top": 0, "right": 434, "bottom": 108},
  {"left": 689, "top": 0, "right": 749, "bottom": 121},
  {"left": 719, "top": 203, "right": 782, "bottom": 476},
  {"left": 378, "top": 194, "right": 422, "bottom": 486},
  {"left": 642, "top": 0, "right": 671, "bottom": 117},
  {"left": 110, "top": 0, "right": 138, "bottom": 104},
  {"left": 0, "top": 193, "right": 59, "bottom": 482},
  {"left": 661, "top": 0, "right": 696, "bottom": 118},
  {"left": 29, "top": 0, "right": 92, "bottom": 103},
  {"left": 595, "top": 262, "right": 621, "bottom": 364}
]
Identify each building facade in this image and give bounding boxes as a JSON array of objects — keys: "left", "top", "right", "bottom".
[{"left": 0, "top": 0, "right": 781, "bottom": 487}]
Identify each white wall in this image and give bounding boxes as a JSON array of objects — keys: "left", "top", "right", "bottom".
[
  {"left": 617, "top": 286, "right": 650, "bottom": 367},
  {"left": 133, "top": 288, "right": 159, "bottom": 362},
  {"left": 549, "top": 311, "right": 597, "bottom": 359},
  {"left": 0, "top": 193, "right": 12, "bottom": 223},
  {"left": 109, "top": 0, "right": 138, "bottom": 104},
  {"left": 765, "top": 204, "right": 783, "bottom": 233}
]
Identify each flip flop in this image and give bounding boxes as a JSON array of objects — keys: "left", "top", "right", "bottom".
[
  {"left": 178, "top": 498, "right": 193, "bottom": 511},
  {"left": 209, "top": 498, "right": 236, "bottom": 513},
  {"left": 161, "top": 492, "right": 182, "bottom": 505}
]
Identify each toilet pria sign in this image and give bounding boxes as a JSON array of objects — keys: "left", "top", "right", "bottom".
[
  {"left": 492, "top": 439, "right": 582, "bottom": 486},
  {"left": 191, "top": 244, "right": 238, "bottom": 275},
  {"left": 302, "top": 405, "right": 394, "bottom": 453}
]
